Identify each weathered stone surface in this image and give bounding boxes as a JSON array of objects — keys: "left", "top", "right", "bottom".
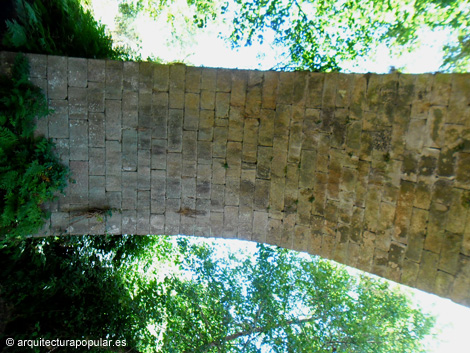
[{"left": 6, "top": 51, "right": 467, "bottom": 307}]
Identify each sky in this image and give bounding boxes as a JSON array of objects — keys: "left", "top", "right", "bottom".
[{"left": 88, "top": 0, "right": 470, "bottom": 351}]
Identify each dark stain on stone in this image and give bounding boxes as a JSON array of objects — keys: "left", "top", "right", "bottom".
[
  {"left": 418, "top": 155, "right": 437, "bottom": 176},
  {"left": 151, "top": 144, "right": 166, "bottom": 155},
  {"left": 398, "top": 84, "right": 415, "bottom": 106},
  {"left": 375, "top": 256, "right": 388, "bottom": 267},
  {"left": 338, "top": 225, "right": 349, "bottom": 243},
  {"left": 196, "top": 181, "right": 210, "bottom": 196},
  {"left": 437, "top": 148, "right": 455, "bottom": 177},
  {"left": 433, "top": 179, "right": 454, "bottom": 205},
  {"left": 432, "top": 108, "right": 443, "bottom": 143},
  {"left": 372, "top": 130, "right": 391, "bottom": 151},
  {"left": 332, "top": 121, "right": 346, "bottom": 147},
  {"left": 384, "top": 102, "right": 395, "bottom": 123},
  {"left": 284, "top": 198, "right": 298, "bottom": 214},
  {"left": 388, "top": 243, "right": 405, "bottom": 265},
  {"left": 240, "top": 179, "right": 255, "bottom": 194},
  {"left": 402, "top": 152, "right": 418, "bottom": 175},
  {"left": 320, "top": 108, "right": 335, "bottom": 130}
]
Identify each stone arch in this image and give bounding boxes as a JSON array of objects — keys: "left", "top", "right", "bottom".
[{"left": 2, "top": 51, "right": 470, "bottom": 306}]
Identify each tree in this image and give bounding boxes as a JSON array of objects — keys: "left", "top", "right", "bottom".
[
  {"left": 227, "top": 0, "right": 469, "bottom": 72},
  {"left": 1, "top": 0, "right": 131, "bottom": 60},
  {"left": 0, "top": 54, "right": 68, "bottom": 242},
  {"left": 0, "top": 234, "right": 176, "bottom": 352},
  {"left": 160, "top": 240, "right": 435, "bottom": 352},
  {"left": 1, "top": 235, "right": 435, "bottom": 352},
  {"left": 115, "top": 0, "right": 469, "bottom": 72}
]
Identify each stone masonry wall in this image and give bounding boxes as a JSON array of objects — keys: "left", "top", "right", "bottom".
[{"left": 1, "top": 52, "right": 470, "bottom": 306}]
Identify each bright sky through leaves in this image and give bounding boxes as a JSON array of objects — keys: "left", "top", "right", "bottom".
[{"left": 88, "top": 1, "right": 470, "bottom": 351}]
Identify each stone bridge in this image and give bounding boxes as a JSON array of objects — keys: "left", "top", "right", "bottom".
[{"left": 2, "top": 52, "right": 470, "bottom": 306}]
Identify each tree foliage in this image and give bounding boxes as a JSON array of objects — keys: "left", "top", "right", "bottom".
[
  {"left": 117, "top": 0, "right": 469, "bottom": 72},
  {"left": 0, "top": 54, "right": 68, "bottom": 242},
  {"left": 1, "top": 0, "right": 131, "bottom": 60},
  {"left": 161, "top": 240, "right": 435, "bottom": 352},
  {"left": 0, "top": 235, "right": 435, "bottom": 352},
  {"left": 0, "top": 234, "right": 176, "bottom": 352}
]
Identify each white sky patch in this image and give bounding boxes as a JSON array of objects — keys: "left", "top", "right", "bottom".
[{"left": 341, "top": 27, "right": 454, "bottom": 73}]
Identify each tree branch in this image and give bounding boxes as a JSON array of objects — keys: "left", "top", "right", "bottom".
[{"left": 184, "top": 315, "right": 319, "bottom": 353}]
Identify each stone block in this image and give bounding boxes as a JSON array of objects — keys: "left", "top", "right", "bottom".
[
  {"left": 105, "top": 60, "right": 123, "bottom": 99},
  {"left": 150, "top": 214, "right": 165, "bottom": 235},
  {"left": 200, "top": 89, "right": 215, "bottom": 110},
  {"left": 47, "top": 56, "right": 67, "bottom": 99},
  {"left": 238, "top": 207, "right": 253, "bottom": 240},
  {"left": 68, "top": 161, "right": 88, "bottom": 205},
  {"left": 256, "top": 146, "right": 272, "bottom": 180},
  {"left": 287, "top": 118, "right": 303, "bottom": 163},
  {"left": 393, "top": 180, "right": 415, "bottom": 243},
  {"left": 413, "top": 180, "right": 431, "bottom": 210},
  {"left": 439, "top": 232, "right": 463, "bottom": 275},
  {"left": 169, "top": 65, "right": 185, "bottom": 108},
  {"left": 89, "top": 147, "right": 105, "bottom": 176},
  {"left": 225, "top": 177, "right": 240, "bottom": 206},
  {"left": 198, "top": 140, "right": 212, "bottom": 164},
  {"left": 186, "top": 66, "right": 201, "bottom": 92},
  {"left": 434, "top": 270, "right": 454, "bottom": 298},
  {"left": 223, "top": 206, "right": 238, "bottom": 237},
  {"left": 182, "top": 130, "right": 197, "bottom": 161},
  {"left": 105, "top": 140, "right": 121, "bottom": 191},
  {"left": 153, "top": 64, "right": 169, "bottom": 92},
  {"left": 123, "top": 61, "right": 139, "bottom": 91},
  {"left": 138, "top": 149, "right": 151, "bottom": 191},
  {"left": 456, "top": 152, "right": 470, "bottom": 189},
  {"left": 88, "top": 175, "right": 106, "bottom": 209},
  {"left": 401, "top": 258, "right": 419, "bottom": 287},
  {"left": 216, "top": 69, "right": 231, "bottom": 92},
  {"left": 139, "top": 62, "right": 153, "bottom": 92},
  {"left": 165, "top": 198, "right": 181, "bottom": 235},
  {"left": 201, "top": 68, "right": 217, "bottom": 90},
  {"left": 168, "top": 109, "right": 183, "bottom": 152},
  {"left": 259, "top": 109, "right": 275, "bottom": 147},
  {"left": 184, "top": 109, "right": 199, "bottom": 132},
  {"left": 27, "top": 53, "right": 47, "bottom": 78},
  {"left": 226, "top": 142, "right": 242, "bottom": 178},
  {"left": 48, "top": 99, "right": 68, "bottom": 138},
  {"left": 231, "top": 70, "right": 247, "bottom": 107},
  {"left": 69, "top": 119, "right": 88, "bottom": 161},
  {"left": 445, "top": 189, "right": 467, "bottom": 234},
  {"left": 88, "top": 81, "right": 105, "bottom": 113},
  {"left": 196, "top": 164, "right": 212, "bottom": 199},
  {"left": 277, "top": 71, "right": 295, "bottom": 104},
  {"left": 122, "top": 129, "right": 138, "bottom": 171},
  {"left": 246, "top": 84, "right": 262, "bottom": 117},
  {"left": 88, "top": 59, "right": 105, "bottom": 82},
  {"left": 451, "top": 256, "right": 470, "bottom": 306},
  {"left": 405, "top": 207, "right": 428, "bottom": 262},
  {"left": 463, "top": 210, "right": 470, "bottom": 256},
  {"left": 151, "top": 169, "right": 166, "bottom": 214},
  {"left": 122, "top": 172, "right": 137, "bottom": 210},
  {"left": 448, "top": 74, "right": 470, "bottom": 125},
  {"left": 199, "top": 109, "right": 214, "bottom": 141},
  {"left": 416, "top": 250, "right": 439, "bottom": 293},
  {"left": 240, "top": 169, "right": 255, "bottom": 208},
  {"left": 105, "top": 99, "right": 122, "bottom": 141},
  {"left": 122, "top": 210, "right": 137, "bottom": 235},
  {"left": 68, "top": 57, "right": 87, "bottom": 87},
  {"left": 432, "top": 178, "right": 454, "bottom": 206}
]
